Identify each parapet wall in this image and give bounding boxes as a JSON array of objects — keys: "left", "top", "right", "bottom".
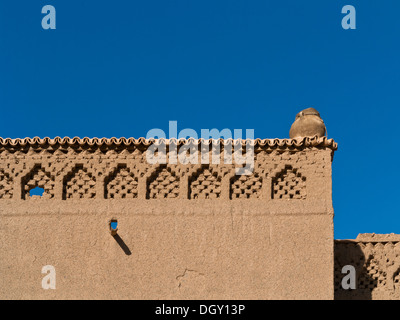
[
  {"left": 335, "top": 234, "right": 400, "bottom": 300},
  {"left": 0, "top": 136, "right": 336, "bottom": 299}
]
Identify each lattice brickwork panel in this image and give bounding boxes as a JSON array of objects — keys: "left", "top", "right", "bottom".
[
  {"left": 335, "top": 240, "right": 400, "bottom": 300},
  {"left": 0, "top": 146, "right": 327, "bottom": 201},
  {"left": 190, "top": 167, "right": 221, "bottom": 199},
  {"left": 0, "top": 169, "right": 13, "bottom": 199},
  {"left": 23, "top": 166, "right": 55, "bottom": 199},
  {"left": 231, "top": 174, "right": 262, "bottom": 199},
  {"left": 147, "top": 167, "right": 179, "bottom": 199},
  {"left": 272, "top": 166, "right": 306, "bottom": 199},
  {"left": 64, "top": 166, "right": 96, "bottom": 199},
  {"left": 106, "top": 167, "right": 138, "bottom": 199}
]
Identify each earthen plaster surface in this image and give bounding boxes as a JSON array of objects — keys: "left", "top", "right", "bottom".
[{"left": 0, "top": 136, "right": 336, "bottom": 299}]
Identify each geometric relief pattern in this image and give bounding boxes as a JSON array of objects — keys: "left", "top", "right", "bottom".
[
  {"left": 63, "top": 165, "right": 96, "bottom": 199},
  {"left": 147, "top": 166, "right": 179, "bottom": 199},
  {"left": 359, "top": 256, "right": 385, "bottom": 290},
  {"left": 0, "top": 169, "right": 13, "bottom": 199},
  {"left": 105, "top": 165, "right": 138, "bottom": 199},
  {"left": 335, "top": 241, "right": 400, "bottom": 300},
  {"left": 394, "top": 268, "right": 400, "bottom": 288},
  {"left": 230, "top": 173, "right": 262, "bottom": 199},
  {"left": 366, "top": 243, "right": 400, "bottom": 291},
  {"left": 272, "top": 165, "right": 306, "bottom": 199},
  {"left": 189, "top": 166, "right": 221, "bottom": 199},
  {"left": 22, "top": 165, "right": 55, "bottom": 199},
  {"left": 0, "top": 154, "right": 319, "bottom": 201}
]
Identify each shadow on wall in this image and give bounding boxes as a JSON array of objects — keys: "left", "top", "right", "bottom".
[
  {"left": 113, "top": 234, "right": 132, "bottom": 256},
  {"left": 334, "top": 241, "right": 375, "bottom": 300}
]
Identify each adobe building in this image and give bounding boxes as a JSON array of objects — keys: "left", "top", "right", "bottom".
[{"left": 0, "top": 108, "right": 398, "bottom": 300}]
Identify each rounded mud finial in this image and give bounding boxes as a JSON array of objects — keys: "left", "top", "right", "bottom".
[{"left": 289, "top": 107, "right": 326, "bottom": 139}]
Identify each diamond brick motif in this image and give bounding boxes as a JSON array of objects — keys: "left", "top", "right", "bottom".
[
  {"left": 190, "top": 167, "right": 221, "bottom": 199},
  {"left": 106, "top": 167, "right": 138, "bottom": 199},
  {"left": 147, "top": 166, "right": 179, "bottom": 199},
  {"left": 64, "top": 166, "right": 96, "bottom": 199},
  {"left": 230, "top": 174, "right": 262, "bottom": 199},
  {"left": 272, "top": 166, "right": 306, "bottom": 200},
  {"left": 23, "top": 166, "right": 55, "bottom": 199}
]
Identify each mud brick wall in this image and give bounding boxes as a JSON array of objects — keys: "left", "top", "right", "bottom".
[
  {"left": 0, "top": 137, "right": 336, "bottom": 299},
  {"left": 335, "top": 234, "right": 400, "bottom": 300}
]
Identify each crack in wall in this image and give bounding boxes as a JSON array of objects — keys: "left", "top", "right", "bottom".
[{"left": 176, "top": 268, "right": 205, "bottom": 289}]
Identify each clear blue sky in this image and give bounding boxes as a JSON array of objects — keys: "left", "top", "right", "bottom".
[{"left": 1, "top": 1, "right": 399, "bottom": 239}]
